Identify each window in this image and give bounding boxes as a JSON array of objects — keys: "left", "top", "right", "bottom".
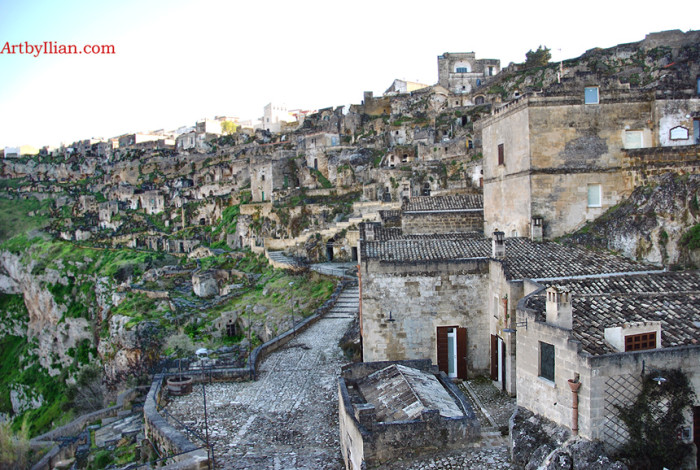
[
  {"left": 585, "top": 87, "right": 599, "bottom": 104},
  {"left": 539, "top": 342, "right": 555, "bottom": 382},
  {"left": 697, "top": 77, "right": 700, "bottom": 95},
  {"left": 669, "top": 126, "right": 689, "bottom": 141},
  {"left": 625, "top": 332, "right": 656, "bottom": 351},
  {"left": 476, "top": 79, "right": 481, "bottom": 86},
  {"left": 456, "top": 67, "right": 468, "bottom": 73},
  {"left": 587, "top": 184, "right": 601, "bottom": 207},
  {"left": 497, "top": 143, "right": 504, "bottom": 165},
  {"left": 624, "top": 130, "right": 643, "bottom": 148},
  {"left": 489, "top": 66, "right": 494, "bottom": 76}
]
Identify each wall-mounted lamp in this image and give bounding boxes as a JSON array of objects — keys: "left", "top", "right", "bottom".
[
  {"left": 641, "top": 360, "right": 666, "bottom": 385},
  {"left": 503, "top": 319, "right": 527, "bottom": 334}
]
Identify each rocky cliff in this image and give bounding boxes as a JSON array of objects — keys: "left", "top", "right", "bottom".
[{"left": 562, "top": 173, "right": 700, "bottom": 267}]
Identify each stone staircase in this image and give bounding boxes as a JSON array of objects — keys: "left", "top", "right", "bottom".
[
  {"left": 325, "top": 285, "right": 359, "bottom": 319},
  {"left": 266, "top": 250, "right": 298, "bottom": 269}
]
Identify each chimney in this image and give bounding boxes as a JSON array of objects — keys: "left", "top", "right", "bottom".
[
  {"left": 364, "top": 224, "right": 375, "bottom": 242},
  {"left": 546, "top": 285, "right": 572, "bottom": 330},
  {"left": 492, "top": 230, "right": 505, "bottom": 258},
  {"left": 531, "top": 216, "right": 543, "bottom": 242}
]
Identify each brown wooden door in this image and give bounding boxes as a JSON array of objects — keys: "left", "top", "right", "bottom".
[
  {"left": 694, "top": 406, "right": 700, "bottom": 455},
  {"left": 457, "top": 327, "right": 467, "bottom": 379},
  {"left": 437, "top": 326, "right": 449, "bottom": 375},
  {"left": 490, "top": 335, "right": 498, "bottom": 380}
]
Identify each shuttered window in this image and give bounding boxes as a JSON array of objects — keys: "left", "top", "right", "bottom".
[
  {"left": 539, "top": 342, "right": 555, "bottom": 382},
  {"left": 498, "top": 144, "right": 504, "bottom": 165}
]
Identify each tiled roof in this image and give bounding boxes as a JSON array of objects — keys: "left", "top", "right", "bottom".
[
  {"left": 363, "top": 237, "right": 491, "bottom": 262},
  {"left": 357, "top": 364, "right": 464, "bottom": 422},
  {"left": 523, "top": 271, "right": 700, "bottom": 355},
  {"left": 500, "top": 238, "right": 655, "bottom": 280},
  {"left": 403, "top": 195, "right": 483, "bottom": 212},
  {"left": 363, "top": 230, "right": 655, "bottom": 277}
]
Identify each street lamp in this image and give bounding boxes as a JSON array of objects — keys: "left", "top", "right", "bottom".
[{"left": 289, "top": 281, "right": 296, "bottom": 336}]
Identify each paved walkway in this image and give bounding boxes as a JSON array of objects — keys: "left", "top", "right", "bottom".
[
  {"left": 165, "top": 285, "right": 360, "bottom": 469},
  {"left": 165, "top": 282, "right": 518, "bottom": 470}
]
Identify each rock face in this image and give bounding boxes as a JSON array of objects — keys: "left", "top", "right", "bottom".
[
  {"left": 0, "top": 250, "right": 93, "bottom": 374},
  {"left": 510, "top": 407, "right": 628, "bottom": 470},
  {"left": 564, "top": 173, "right": 700, "bottom": 267}
]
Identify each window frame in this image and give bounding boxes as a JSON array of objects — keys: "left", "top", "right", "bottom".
[
  {"left": 584, "top": 86, "right": 599, "bottom": 104},
  {"left": 624, "top": 130, "right": 643, "bottom": 149},
  {"left": 587, "top": 184, "right": 602, "bottom": 208},
  {"left": 497, "top": 143, "right": 504, "bottom": 166},
  {"left": 539, "top": 341, "right": 555, "bottom": 382},
  {"left": 455, "top": 66, "right": 468, "bottom": 73},
  {"left": 624, "top": 332, "right": 657, "bottom": 351}
]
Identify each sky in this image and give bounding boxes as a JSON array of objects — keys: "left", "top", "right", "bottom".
[{"left": 0, "top": 0, "right": 698, "bottom": 149}]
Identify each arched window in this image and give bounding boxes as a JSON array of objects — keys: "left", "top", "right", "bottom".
[
  {"left": 475, "top": 96, "right": 485, "bottom": 105},
  {"left": 476, "top": 79, "right": 481, "bottom": 87}
]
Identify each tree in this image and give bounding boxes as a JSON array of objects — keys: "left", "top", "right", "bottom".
[
  {"left": 221, "top": 121, "right": 238, "bottom": 135},
  {"left": 525, "top": 46, "right": 551, "bottom": 68}
]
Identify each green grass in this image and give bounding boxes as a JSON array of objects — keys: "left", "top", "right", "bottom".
[
  {"left": 681, "top": 224, "right": 700, "bottom": 250},
  {"left": 0, "top": 197, "right": 52, "bottom": 242}
]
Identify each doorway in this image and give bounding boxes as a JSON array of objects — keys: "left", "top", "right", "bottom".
[{"left": 437, "top": 326, "right": 467, "bottom": 379}]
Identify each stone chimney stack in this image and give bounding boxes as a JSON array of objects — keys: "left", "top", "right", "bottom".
[
  {"left": 492, "top": 230, "right": 505, "bottom": 258},
  {"left": 531, "top": 216, "right": 543, "bottom": 242},
  {"left": 364, "top": 223, "right": 375, "bottom": 242},
  {"left": 546, "top": 285, "right": 573, "bottom": 330}
]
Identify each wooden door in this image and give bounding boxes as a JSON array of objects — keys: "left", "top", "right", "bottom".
[
  {"left": 457, "top": 327, "right": 467, "bottom": 379},
  {"left": 437, "top": 327, "right": 449, "bottom": 376},
  {"left": 490, "top": 335, "right": 498, "bottom": 380}
]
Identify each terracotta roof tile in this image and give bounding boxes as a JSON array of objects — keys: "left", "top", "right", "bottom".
[{"left": 524, "top": 271, "right": 700, "bottom": 355}]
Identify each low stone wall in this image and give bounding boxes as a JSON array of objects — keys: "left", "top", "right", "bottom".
[
  {"left": 30, "top": 388, "right": 140, "bottom": 470},
  {"left": 144, "top": 278, "right": 355, "bottom": 463},
  {"left": 143, "top": 377, "right": 210, "bottom": 469},
  {"left": 339, "top": 361, "right": 481, "bottom": 469}
]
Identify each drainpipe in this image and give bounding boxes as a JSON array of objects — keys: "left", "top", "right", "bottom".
[{"left": 568, "top": 375, "right": 581, "bottom": 436}]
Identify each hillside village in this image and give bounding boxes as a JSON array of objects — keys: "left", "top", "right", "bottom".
[{"left": 1, "top": 29, "right": 700, "bottom": 469}]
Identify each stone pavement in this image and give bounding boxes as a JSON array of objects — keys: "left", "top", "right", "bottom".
[
  {"left": 165, "top": 283, "right": 519, "bottom": 470},
  {"left": 165, "top": 285, "right": 360, "bottom": 469}
]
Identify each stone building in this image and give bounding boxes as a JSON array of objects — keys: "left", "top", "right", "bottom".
[
  {"left": 359, "top": 222, "right": 491, "bottom": 378},
  {"left": 338, "top": 360, "right": 480, "bottom": 469},
  {"left": 480, "top": 80, "right": 700, "bottom": 239},
  {"left": 249, "top": 152, "right": 295, "bottom": 202},
  {"left": 401, "top": 195, "right": 483, "bottom": 235},
  {"left": 515, "top": 270, "right": 700, "bottom": 459},
  {"left": 486, "top": 233, "right": 658, "bottom": 396},
  {"left": 437, "top": 52, "right": 500, "bottom": 95}
]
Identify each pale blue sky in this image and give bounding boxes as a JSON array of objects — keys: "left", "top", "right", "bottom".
[{"left": 0, "top": 0, "right": 697, "bottom": 148}]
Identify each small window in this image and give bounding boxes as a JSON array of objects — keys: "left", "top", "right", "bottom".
[
  {"left": 539, "top": 342, "right": 555, "bottom": 382},
  {"left": 456, "top": 67, "right": 468, "bottom": 73},
  {"left": 669, "top": 126, "right": 689, "bottom": 141},
  {"left": 587, "top": 184, "right": 602, "bottom": 207},
  {"left": 489, "top": 66, "right": 494, "bottom": 76},
  {"left": 476, "top": 79, "right": 481, "bottom": 86},
  {"left": 625, "top": 332, "right": 656, "bottom": 351},
  {"left": 624, "top": 130, "right": 643, "bottom": 149},
  {"left": 696, "top": 77, "right": 700, "bottom": 95},
  {"left": 261, "top": 174, "right": 265, "bottom": 181},
  {"left": 497, "top": 143, "right": 504, "bottom": 165},
  {"left": 585, "top": 87, "right": 599, "bottom": 104}
]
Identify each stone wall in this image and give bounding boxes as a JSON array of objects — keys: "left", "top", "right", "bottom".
[
  {"left": 482, "top": 93, "right": 660, "bottom": 239},
  {"left": 338, "top": 361, "right": 480, "bottom": 469},
  {"left": 360, "top": 258, "right": 490, "bottom": 375},
  {"left": 516, "top": 291, "right": 700, "bottom": 447},
  {"left": 402, "top": 210, "right": 483, "bottom": 235}
]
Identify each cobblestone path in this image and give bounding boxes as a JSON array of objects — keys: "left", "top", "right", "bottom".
[
  {"left": 165, "top": 285, "right": 359, "bottom": 469},
  {"left": 165, "top": 284, "right": 518, "bottom": 470}
]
